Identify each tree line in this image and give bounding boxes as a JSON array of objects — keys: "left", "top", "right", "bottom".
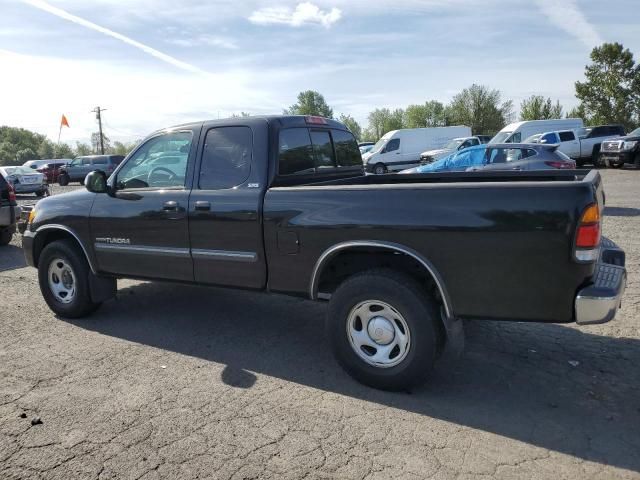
[
  {"left": 286, "top": 42, "right": 640, "bottom": 141},
  {"left": 1, "top": 42, "right": 638, "bottom": 166}
]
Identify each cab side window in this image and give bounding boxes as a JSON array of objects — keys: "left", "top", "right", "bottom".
[
  {"left": 116, "top": 131, "right": 192, "bottom": 190},
  {"left": 278, "top": 128, "right": 315, "bottom": 175},
  {"left": 199, "top": 127, "right": 252, "bottom": 190},
  {"left": 385, "top": 138, "right": 400, "bottom": 153},
  {"left": 558, "top": 131, "right": 575, "bottom": 142},
  {"left": 331, "top": 129, "right": 362, "bottom": 167}
]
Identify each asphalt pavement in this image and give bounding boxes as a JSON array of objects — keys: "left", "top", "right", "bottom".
[{"left": 2, "top": 169, "right": 639, "bottom": 479}]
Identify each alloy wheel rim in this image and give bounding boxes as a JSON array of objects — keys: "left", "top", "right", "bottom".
[
  {"left": 346, "top": 300, "right": 411, "bottom": 368},
  {"left": 48, "top": 258, "right": 76, "bottom": 304}
]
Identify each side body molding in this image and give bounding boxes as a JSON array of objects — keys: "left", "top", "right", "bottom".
[
  {"left": 309, "top": 240, "right": 454, "bottom": 319},
  {"left": 34, "top": 224, "right": 98, "bottom": 274}
]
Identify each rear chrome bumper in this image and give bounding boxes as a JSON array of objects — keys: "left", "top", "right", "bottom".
[{"left": 575, "top": 238, "right": 626, "bottom": 325}]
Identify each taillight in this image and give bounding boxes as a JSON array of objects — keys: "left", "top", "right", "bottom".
[
  {"left": 545, "top": 161, "right": 575, "bottom": 169},
  {"left": 7, "top": 183, "right": 16, "bottom": 203},
  {"left": 574, "top": 204, "right": 600, "bottom": 262}
]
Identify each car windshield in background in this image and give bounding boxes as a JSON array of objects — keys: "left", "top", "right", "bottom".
[
  {"left": 576, "top": 128, "right": 591, "bottom": 138},
  {"left": 491, "top": 132, "right": 511, "bottom": 143},
  {"left": 371, "top": 137, "right": 387, "bottom": 153},
  {"left": 444, "top": 139, "right": 464, "bottom": 150},
  {"left": 629, "top": 128, "right": 640, "bottom": 136}
]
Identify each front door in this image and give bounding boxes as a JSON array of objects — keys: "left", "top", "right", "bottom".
[{"left": 90, "top": 128, "right": 199, "bottom": 281}]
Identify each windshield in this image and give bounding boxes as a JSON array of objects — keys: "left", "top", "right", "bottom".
[
  {"left": 629, "top": 128, "right": 640, "bottom": 137},
  {"left": 524, "top": 134, "right": 541, "bottom": 143},
  {"left": 444, "top": 139, "right": 464, "bottom": 150},
  {"left": 69, "top": 158, "right": 82, "bottom": 166},
  {"left": 490, "top": 132, "right": 512, "bottom": 144},
  {"left": 576, "top": 128, "right": 591, "bottom": 138}
]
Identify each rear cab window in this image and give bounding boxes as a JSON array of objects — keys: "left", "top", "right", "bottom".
[
  {"left": 278, "top": 127, "right": 362, "bottom": 176},
  {"left": 558, "top": 131, "right": 575, "bottom": 142}
]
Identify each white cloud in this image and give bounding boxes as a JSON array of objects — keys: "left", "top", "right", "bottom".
[
  {"left": 535, "top": 0, "right": 603, "bottom": 48},
  {"left": 249, "top": 2, "right": 342, "bottom": 28},
  {"left": 167, "top": 35, "right": 239, "bottom": 50},
  {"left": 21, "top": 0, "right": 207, "bottom": 73}
]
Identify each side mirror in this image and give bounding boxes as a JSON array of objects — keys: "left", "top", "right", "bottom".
[{"left": 85, "top": 170, "right": 108, "bottom": 194}]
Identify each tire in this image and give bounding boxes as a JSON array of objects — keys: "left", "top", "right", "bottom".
[
  {"left": 58, "top": 174, "right": 69, "bottom": 186},
  {"left": 610, "top": 161, "right": 623, "bottom": 169},
  {"left": 38, "top": 239, "right": 101, "bottom": 318},
  {"left": 35, "top": 189, "right": 45, "bottom": 197},
  {"left": 635, "top": 152, "right": 640, "bottom": 169},
  {"left": 373, "top": 163, "right": 387, "bottom": 175},
  {"left": 326, "top": 268, "right": 440, "bottom": 391},
  {"left": 591, "top": 147, "right": 601, "bottom": 167},
  {"left": 0, "top": 228, "right": 12, "bottom": 246}
]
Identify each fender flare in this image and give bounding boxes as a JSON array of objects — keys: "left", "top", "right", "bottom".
[{"left": 309, "top": 240, "right": 454, "bottom": 319}]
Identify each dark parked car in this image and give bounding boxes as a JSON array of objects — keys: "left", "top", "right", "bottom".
[
  {"left": 58, "top": 155, "right": 124, "bottom": 185},
  {"left": 37, "top": 162, "right": 68, "bottom": 183},
  {"left": 23, "top": 115, "right": 626, "bottom": 391},
  {"left": 402, "top": 144, "right": 575, "bottom": 173},
  {"left": 0, "top": 172, "right": 20, "bottom": 245},
  {"left": 600, "top": 127, "right": 640, "bottom": 168}
]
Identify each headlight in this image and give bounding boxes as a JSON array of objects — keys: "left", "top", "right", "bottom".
[
  {"left": 28, "top": 208, "right": 37, "bottom": 225},
  {"left": 623, "top": 141, "right": 637, "bottom": 150}
]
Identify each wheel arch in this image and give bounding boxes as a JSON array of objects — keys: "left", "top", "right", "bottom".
[
  {"left": 33, "top": 225, "right": 97, "bottom": 274},
  {"left": 309, "top": 240, "right": 454, "bottom": 319}
]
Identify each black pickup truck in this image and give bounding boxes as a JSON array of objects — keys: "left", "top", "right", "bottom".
[{"left": 22, "top": 115, "right": 627, "bottom": 390}]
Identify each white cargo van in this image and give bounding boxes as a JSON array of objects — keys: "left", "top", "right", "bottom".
[
  {"left": 490, "top": 119, "right": 583, "bottom": 145},
  {"left": 363, "top": 126, "right": 471, "bottom": 174}
]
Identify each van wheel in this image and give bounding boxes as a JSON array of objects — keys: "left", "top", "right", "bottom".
[
  {"left": 373, "top": 163, "right": 387, "bottom": 175},
  {"left": 38, "top": 240, "right": 101, "bottom": 318},
  {"left": 326, "top": 268, "right": 440, "bottom": 391},
  {"left": 58, "top": 174, "right": 69, "bottom": 186}
]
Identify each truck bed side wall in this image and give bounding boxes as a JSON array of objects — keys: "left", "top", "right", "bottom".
[{"left": 263, "top": 181, "right": 597, "bottom": 323}]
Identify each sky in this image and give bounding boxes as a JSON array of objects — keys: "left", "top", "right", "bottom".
[{"left": 0, "top": 0, "right": 638, "bottom": 145}]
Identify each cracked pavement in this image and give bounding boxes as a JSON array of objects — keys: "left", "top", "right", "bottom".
[{"left": 1, "top": 169, "right": 640, "bottom": 479}]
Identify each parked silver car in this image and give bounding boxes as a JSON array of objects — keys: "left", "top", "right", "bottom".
[{"left": 0, "top": 166, "right": 47, "bottom": 196}]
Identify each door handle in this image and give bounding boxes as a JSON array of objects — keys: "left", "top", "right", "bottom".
[
  {"left": 194, "top": 201, "right": 211, "bottom": 211},
  {"left": 163, "top": 201, "right": 179, "bottom": 211}
]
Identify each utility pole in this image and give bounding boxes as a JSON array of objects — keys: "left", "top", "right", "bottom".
[{"left": 92, "top": 107, "right": 106, "bottom": 154}]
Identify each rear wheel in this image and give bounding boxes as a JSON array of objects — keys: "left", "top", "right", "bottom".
[
  {"left": 373, "top": 163, "right": 387, "bottom": 175},
  {"left": 592, "top": 147, "right": 602, "bottom": 167},
  {"left": 38, "top": 240, "right": 101, "bottom": 318},
  {"left": 58, "top": 174, "right": 69, "bottom": 186},
  {"left": 0, "top": 228, "right": 13, "bottom": 246},
  {"left": 326, "top": 268, "right": 440, "bottom": 391}
]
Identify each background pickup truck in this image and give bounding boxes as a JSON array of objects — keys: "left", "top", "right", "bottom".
[
  {"left": 533, "top": 125, "right": 625, "bottom": 166},
  {"left": 22, "top": 115, "right": 627, "bottom": 390}
]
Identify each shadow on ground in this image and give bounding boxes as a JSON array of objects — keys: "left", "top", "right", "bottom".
[
  {"left": 67, "top": 281, "right": 640, "bottom": 473},
  {"left": 604, "top": 206, "right": 640, "bottom": 217},
  {"left": 0, "top": 244, "right": 26, "bottom": 272}
]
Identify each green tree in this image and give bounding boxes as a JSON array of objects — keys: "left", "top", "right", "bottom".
[
  {"left": 574, "top": 42, "right": 640, "bottom": 129},
  {"left": 338, "top": 114, "right": 362, "bottom": 140},
  {"left": 366, "top": 108, "right": 405, "bottom": 140},
  {"left": 15, "top": 148, "right": 38, "bottom": 163},
  {"left": 0, "top": 126, "right": 47, "bottom": 165},
  {"left": 285, "top": 90, "right": 333, "bottom": 118},
  {"left": 91, "top": 132, "right": 111, "bottom": 154},
  {"left": 110, "top": 140, "right": 140, "bottom": 156},
  {"left": 404, "top": 101, "right": 447, "bottom": 128},
  {"left": 446, "top": 84, "right": 514, "bottom": 135},
  {"left": 520, "top": 95, "right": 564, "bottom": 120},
  {"left": 37, "top": 139, "right": 55, "bottom": 159},
  {"left": 54, "top": 143, "right": 75, "bottom": 159},
  {"left": 75, "top": 142, "right": 92, "bottom": 156}
]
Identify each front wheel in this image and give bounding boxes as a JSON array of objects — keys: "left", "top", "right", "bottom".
[
  {"left": 326, "top": 268, "right": 441, "bottom": 391},
  {"left": 635, "top": 153, "right": 640, "bottom": 169},
  {"left": 373, "top": 163, "right": 387, "bottom": 175},
  {"left": 35, "top": 189, "right": 45, "bottom": 197},
  {"left": 58, "top": 174, "right": 69, "bottom": 186},
  {"left": 38, "top": 240, "right": 101, "bottom": 318}
]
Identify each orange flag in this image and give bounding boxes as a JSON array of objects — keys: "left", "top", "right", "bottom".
[{"left": 60, "top": 114, "right": 70, "bottom": 128}]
